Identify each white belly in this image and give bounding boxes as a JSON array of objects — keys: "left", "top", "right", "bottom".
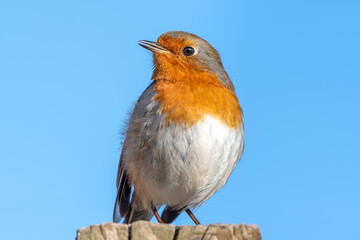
[{"left": 125, "top": 115, "right": 244, "bottom": 209}]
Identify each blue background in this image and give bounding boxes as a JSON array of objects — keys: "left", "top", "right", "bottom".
[{"left": 1, "top": 1, "right": 359, "bottom": 239}]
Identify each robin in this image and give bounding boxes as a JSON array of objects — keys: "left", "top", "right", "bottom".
[{"left": 113, "top": 31, "right": 244, "bottom": 225}]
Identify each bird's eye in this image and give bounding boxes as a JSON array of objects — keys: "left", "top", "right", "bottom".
[{"left": 182, "top": 46, "right": 195, "bottom": 56}]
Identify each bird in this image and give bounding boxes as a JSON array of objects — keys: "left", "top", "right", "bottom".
[{"left": 113, "top": 31, "right": 244, "bottom": 225}]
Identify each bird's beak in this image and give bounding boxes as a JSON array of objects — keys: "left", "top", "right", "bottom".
[{"left": 138, "top": 40, "right": 169, "bottom": 53}]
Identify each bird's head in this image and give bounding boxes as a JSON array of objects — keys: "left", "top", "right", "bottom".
[{"left": 139, "top": 31, "right": 234, "bottom": 90}]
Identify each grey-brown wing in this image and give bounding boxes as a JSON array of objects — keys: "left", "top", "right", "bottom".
[{"left": 113, "top": 82, "right": 157, "bottom": 223}]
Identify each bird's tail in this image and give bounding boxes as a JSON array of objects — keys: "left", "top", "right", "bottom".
[
  {"left": 124, "top": 194, "right": 153, "bottom": 223},
  {"left": 161, "top": 206, "right": 183, "bottom": 223},
  {"left": 113, "top": 166, "right": 153, "bottom": 223}
]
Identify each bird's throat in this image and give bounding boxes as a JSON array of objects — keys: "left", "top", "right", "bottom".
[{"left": 153, "top": 72, "right": 243, "bottom": 129}]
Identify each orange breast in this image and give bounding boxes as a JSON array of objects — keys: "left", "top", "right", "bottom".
[{"left": 153, "top": 71, "right": 243, "bottom": 129}]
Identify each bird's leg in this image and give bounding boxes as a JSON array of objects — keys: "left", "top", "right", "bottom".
[
  {"left": 185, "top": 208, "right": 201, "bottom": 225},
  {"left": 151, "top": 205, "right": 163, "bottom": 224}
]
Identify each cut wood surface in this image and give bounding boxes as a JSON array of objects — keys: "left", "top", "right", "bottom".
[{"left": 76, "top": 221, "right": 262, "bottom": 240}]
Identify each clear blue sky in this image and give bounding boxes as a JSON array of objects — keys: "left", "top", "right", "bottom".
[{"left": 1, "top": 1, "right": 359, "bottom": 239}]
